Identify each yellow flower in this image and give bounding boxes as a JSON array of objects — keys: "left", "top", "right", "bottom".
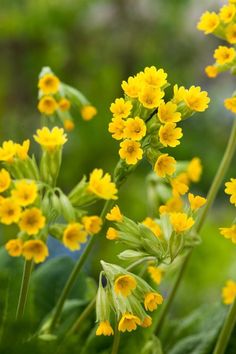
[
  {"left": 96, "top": 321, "right": 114, "bottom": 336},
  {"left": 225, "top": 178, "right": 236, "bottom": 205},
  {"left": 106, "top": 205, "right": 123, "bottom": 222},
  {"left": 159, "top": 122, "right": 183, "bottom": 147},
  {"left": 114, "top": 274, "right": 137, "bottom": 297},
  {"left": 147, "top": 266, "right": 163, "bottom": 285},
  {"left": 170, "top": 212, "right": 194, "bottom": 233},
  {"left": 157, "top": 101, "right": 181, "bottom": 123},
  {"left": 224, "top": 97, "right": 236, "bottom": 113},
  {"left": 19, "top": 208, "right": 45, "bottom": 235},
  {"left": 197, "top": 11, "right": 220, "bottom": 34},
  {"left": 222, "top": 280, "right": 236, "bottom": 305},
  {"left": 188, "top": 193, "right": 207, "bottom": 211},
  {"left": 154, "top": 154, "right": 176, "bottom": 178},
  {"left": 123, "top": 117, "right": 146, "bottom": 141},
  {"left": 82, "top": 215, "right": 102, "bottom": 234},
  {"left": 138, "top": 86, "right": 164, "bottom": 109},
  {"left": 15, "top": 140, "right": 30, "bottom": 160},
  {"left": 226, "top": 23, "right": 236, "bottom": 44},
  {"left": 220, "top": 225, "right": 236, "bottom": 244},
  {"left": 159, "top": 195, "right": 183, "bottom": 214},
  {"left": 110, "top": 98, "right": 132, "bottom": 119},
  {"left": 172, "top": 84, "right": 186, "bottom": 104},
  {"left": 119, "top": 140, "right": 143, "bottom": 165},
  {"left": 108, "top": 117, "right": 126, "bottom": 140},
  {"left": 142, "top": 66, "right": 167, "bottom": 88},
  {"left": 0, "top": 141, "right": 16, "bottom": 163},
  {"left": 12, "top": 180, "right": 38, "bottom": 206},
  {"left": 0, "top": 169, "right": 11, "bottom": 193},
  {"left": 118, "top": 313, "right": 141, "bottom": 332},
  {"left": 144, "top": 292, "right": 163, "bottom": 312},
  {"left": 0, "top": 198, "right": 21, "bottom": 225},
  {"left": 214, "top": 46, "right": 236, "bottom": 65},
  {"left": 22, "top": 240, "right": 49, "bottom": 264},
  {"left": 58, "top": 98, "right": 71, "bottom": 111},
  {"left": 5, "top": 239, "right": 23, "bottom": 257},
  {"left": 38, "top": 73, "right": 60, "bottom": 95},
  {"left": 88, "top": 169, "right": 118, "bottom": 200},
  {"left": 34, "top": 127, "right": 67, "bottom": 152},
  {"left": 63, "top": 223, "right": 87, "bottom": 251},
  {"left": 205, "top": 65, "right": 218, "bottom": 78},
  {"left": 142, "top": 217, "right": 162, "bottom": 238},
  {"left": 63, "top": 119, "right": 75, "bottom": 132},
  {"left": 81, "top": 105, "right": 97, "bottom": 121},
  {"left": 171, "top": 173, "right": 189, "bottom": 196},
  {"left": 141, "top": 316, "right": 152, "bottom": 328},
  {"left": 187, "top": 157, "right": 202, "bottom": 182},
  {"left": 38, "top": 96, "right": 58, "bottom": 115},
  {"left": 106, "top": 227, "right": 119, "bottom": 240},
  {"left": 184, "top": 86, "right": 210, "bottom": 112},
  {"left": 220, "top": 4, "right": 236, "bottom": 23},
  {"left": 121, "top": 75, "right": 142, "bottom": 98}
]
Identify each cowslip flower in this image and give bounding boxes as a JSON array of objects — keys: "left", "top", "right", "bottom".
[
  {"left": 123, "top": 117, "right": 146, "bottom": 141},
  {"left": 219, "top": 4, "right": 236, "bottom": 24},
  {"left": 108, "top": 117, "right": 126, "bottom": 140},
  {"left": 19, "top": 208, "right": 46, "bottom": 235},
  {"left": 144, "top": 292, "right": 163, "bottom": 311},
  {"left": 106, "top": 227, "right": 119, "bottom": 240},
  {"left": 81, "top": 105, "right": 97, "bottom": 121},
  {"left": 184, "top": 86, "right": 210, "bottom": 112},
  {"left": 63, "top": 119, "right": 75, "bottom": 132},
  {"left": 138, "top": 85, "right": 164, "bottom": 109},
  {"left": 34, "top": 127, "right": 67, "bottom": 152},
  {"left": 154, "top": 154, "right": 176, "bottom": 178},
  {"left": 142, "top": 217, "right": 162, "bottom": 238},
  {"left": 142, "top": 66, "right": 167, "bottom": 88},
  {"left": 159, "top": 122, "right": 183, "bottom": 147},
  {"left": 172, "top": 84, "right": 186, "bottom": 104},
  {"left": 141, "top": 316, "right": 152, "bottom": 328},
  {"left": 38, "top": 96, "right": 58, "bottom": 115},
  {"left": 119, "top": 140, "right": 143, "bottom": 165},
  {"left": 213, "top": 46, "right": 236, "bottom": 65},
  {"left": 5, "top": 239, "right": 23, "bottom": 257},
  {"left": 225, "top": 178, "right": 236, "bottom": 205},
  {"left": 118, "top": 313, "right": 141, "bottom": 332},
  {"left": 157, "top": 101, "right": 181, "bottom": 123},
  {"left": 63, "top": 223, "right": 87, "bottom": 251},
  {"left": 171, "top": 173, "right": 189, "bottom": 196},
  {"left": 0, "top": 141, "right": 16, "bottom": 163},
  {"left": 0, "top": 169, "right": 11, "bottom": 193},
  {"left": 110, "top": 98, "right": 132, "bottom": 119},
  {"left": 0, "top": 198, "right": 21, "bottom": 225},
  {"left": 159, "top": 195, "right": 183, "bottom": 214},
  {"left": 188, "top": 193, "right": 207, "bottom": 211},
  {"left": 222, "top": 280, "right": 236, "bottom": 304},
  {"left": 220, "top": 225, "right": 236, "bottom": 243},
  {"left": 11, "top": 180, "right": 38, "bottom": 206},
  {"left": 106, "top": 205, "right": 123, "bottom": 222},
  {"left": 170, "top": 212, "right": 194, "bottom": 233},
  {"left": 147, "top": 266, "right": 163, "bottom": 285},
  {"left": 121, "top": 75, "right": 141, "bottom": 98},
  {"left": 224, "top": 97, "right": 236, "bottom": 113},
  {"left": 81, "top": 215, "right": 102, "bottom": 234},
  {"left": 38, "top": 73, "right": 60, "bottom": 95},
  {"left": 197, "top": 11, "right": 220, "bottom": 34},
  {"left": 88, "top": 169, "right": 118, "bottom": 200},
  {"left": 96, "top": 321, "right": 114, "bottom": 336},
  {"left": 205, "top": 65, "right": 218, "bottom": 78},
  {"left": 58, "top": 98, "right": 71, "bottom": 112},
  {"left": 15, "top": 139, "right": 30, "bottom": 160},
  {"left": 22, "top": 240, "right": 49, "bottom": 264},
  {"left": 187, "top": 157, "right": 202, "bottom": 182},
  {"left": 226, "top": 23, "right": 236, "bottom": 44},
  {"left": 114, "top": 274, "right": 137, "bottom": 297}
]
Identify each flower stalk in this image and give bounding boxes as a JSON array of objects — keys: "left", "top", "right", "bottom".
[{"left": 16, "top": 260, "right": 34, "bottom": 319}]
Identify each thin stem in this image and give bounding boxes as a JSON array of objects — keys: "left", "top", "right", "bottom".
[
  {"left": 111, "top": 326, "right": 121, "bottom": 354},
  {"left": 155, "top": 118, "right": 236, "bottom": 335},
  {"left": 48, "top": 199, "right": 113, "bottom": 332},
  {"left": 16, "top": 260, "right": 33, "bottom": 320},
  {"left": 126, "top": 256, "right": 156, "bottom": 271},
  {"left": 68, "top": 298, "right": 96, "bottom": 336},
  {"left": 213, "top": 300, "right": 236, "bottom": 354}
]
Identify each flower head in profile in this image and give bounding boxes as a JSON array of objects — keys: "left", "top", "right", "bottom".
[
  {"left": 154, "top": 154, "right": 176, "bottom": 178},
  {"left": 34, "top": 127, "right": 67, "bottom": 152},
  {"left": 106, "top": 205, "right": 123, "bottom": 222},
  {"left": 118, "top": 313, "right": 141, "bottom": 332},
  {"left": 58, "top": 98, "right": 71, "bottom": 112},
  {"left": 0, "top": 198, "right": 21, "bottom": 225},
  {"left": 226, "top": 24, "right": 236, "bottom": 44},
  {"left": 184, "top": 86, "right": 210, "bottom": 112},
  {"left": 157, "top": 101, "right": 181, "bottom": 123},
  {"left": 106, "top": 227, "right": 119, "bottom": 240},
  {"left": 148, "top": 266, "right": 163, "bottom": 285},
  {"left": 119, "top": 140, "right": 143, "bottom": 165},
  {"left": 187, "top": 157, "right": 202, "bottom": 182},
  {"left": 108, "top": 117, "right": 126, "bottom": 140},
  {"left": 197, "top": 11, "right": 220, "bottom": 34},
  {"left": 224, "top": 97, "right": 236, "bottom": 113},
  {"left": 0, "top": 169, "right": 11, "bottom": 193},
  {"left": 220, "top": 225, "right": 236, "bottom": 244},
  {"left": 82, "top": 215, "right": 102, "bottom": 234},
  {"left": 219, "top": 4, "right": 236, "bottom": 24},
  {"left": 63, "top": 119, "right": 75, "bottom": 132},
  {"left": 88, "top": 169, "right": 118, "bottom": 200},
  {"left": 19, "top": 207, "right": 46, "bottom": 235},
  {"left": 96, "top": 321, "right": 114, "bottom": 336},
  {"left": 81, "top": 105, "right": 97, "bottom": 121},
  {"left": 213, "top": 46, "right": 236, "bottom": 65},
  {"left": 188, "top": 193, "right": 207, "bottom": 211},
  {"left": 114, "top": 274, "right": 137, "bottom": 297},
  {"left": 121, "top": 75, "right": 141, "bottom": 98},
  {"left": 159, "top": 123, "right": 183, "bottom": 147},
  {"left": 38, "top": 96, "right": 58, "bottom": 115},
  {"left": 170, "top": 212, "right": 194, "bottom": 233},
  {"left": 141, "top": 316, "right": 152, "bottom": 328},
  {"left": 123, "top": 117, "right": 146, "bottom": 141},
  {"left": 38, "top": 73, "right": 60, "bottom": 95},
  {"left": 22, "top": 240, "right": 49, "bottom": 264},
  {"left": 110, "top": 98, "right": 132, "bottom": 119},
  {"left": 172, "top": 84, "right": 186, "bottom": 104},
  {"left": 0, "top": 141, "right": 16, "bottom": 163},
  {"left": 222, "top": 280, "right": 236, "bottom": 304},
  {"left": 159, "top": 195, "right": 183, "bottom": 214},
  {"left": 142, "top": 217, "right": 162, "bottom": 238},
  {"left": 5, "top": 239, "right": 23, "bottom": 257},
  {"left": 225, "top": 178, "right": 236, "bottom": 205},
  {"left": 63, "top": 223, "right": 87, "bottom": 251},
  {"left": 12, "top": 180, "right": 38, "bottom": 207},
  {"left": 144, "top": 292, "right": 163, "bottom": 311}
]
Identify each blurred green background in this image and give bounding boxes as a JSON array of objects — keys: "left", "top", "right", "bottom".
[{"left": 0, "top": 0, "right": 236, "bottom": 320}]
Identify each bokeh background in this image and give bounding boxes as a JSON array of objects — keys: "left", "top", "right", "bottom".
[{"left": 0, "top": 0, "right": 236, "bottom": 320}]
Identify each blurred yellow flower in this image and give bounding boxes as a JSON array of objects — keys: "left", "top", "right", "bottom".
[
  {"left": 81, "top": 105, "right": 97, "bottom": 121},
  {"left": 0, "top": 198, "right": 21, "bottom": 225},
  {"left": 214, "top": 46, "right": 236, "bottom": 65},
  {"left": 0, "top": 141, "right": 16, "bottom": 163},
  {"left": 220, "top": 225, "right": 236, "bottom": 243},
  {"left": 38, "top": 96, "right": 58, "bottom": 115},
  {"left": 63, "top": 119, "right": 75, "bottom": 132},
  {"left": 5, "top": 239, "right": 23, "bottom": 257},
  {"left": 96, "top": 321, "right": 114, "bottom": 336},
  {"left": 15, "top": 139, "right": 30, "bottom": 160},
  {"left": 12, "top": 180, "right": 38, "bottom": 206},
  {"left": 82, "top": 215, "right": 102, "bottom": 234},
  {"left": 144, "top": 292, "right": 163, "bottom": 311},
  {"left": 205, "top": 65, "right": 218, "bottom": 78},
  {"left": 38, "top": 73, "right": 60, "bottom": 95},
  {"left": 0, "top": 169, "right": 11, "bottom": 193},
  {"left": 197, "top": 11, "right": 220, "bottom": 34},
  {"left": 154, "top": 153, "right": 176, "bottom": 178},
  {"left": 147, "top": 266, "right": 163, "bottom": 285},
  {"left": 63, "top": 223, "right": 87, "bottom": 251},
  {"left": 219, "top": 4, "right": 236, "bottom": 23},
  {"left": 188, "top": 193, "right": 207, "bottom": 211},
  {"left": 170, "top": 212, "right": 194, "bottom": 233},
  {"left": 22, "top": 240, "right": 49, "bottom": 264},
  {"left": 19, "top": 207, "right": 45, "bottom": 235},
  {"left": 106, "top": 227, "right": 119, "bottom": 240},
  {"left": 224, "top": 97, "right": 236, "bottom": 113},
  {"left": 222, "top": 280, "right": 236, "bottom": 304},
  {"left": 58, "top": 98, "right": 71, "bottom": 111},
  {"left": 225, "top": 178, "right": 236, "bottom": 205},
  {"left": 142, "top": 217, "right": 162, "bottom": 238},
  {"left": 187, "top": 157, "right": 202, "bottom": 182},
  {"left": 226, "top": 23, "right": 236, "bottom": 44}
]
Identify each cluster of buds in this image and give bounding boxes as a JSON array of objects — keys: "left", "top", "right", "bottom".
[
  {"left": 197, "top": 1, "right": 236, "bottom": 113},
  {"left": 96, "top": 262, "right": 163, "bottom": 336},
  {"left": 38, "top": 67, "right": 97, "bottom": 131},
  {"left": 219, "top": 178, "right": 236, "bottom": 244},
  {"left": 0, "top": 127, "right": 118, "bottom": 264}
]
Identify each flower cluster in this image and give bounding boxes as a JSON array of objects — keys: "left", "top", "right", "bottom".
[
  {"left": 38, "top": 67, "right": 97, "bottom": 131},
  {"left": 108, "top": 66, "right": 210, "bottom": 177},
  {"left": 1, "top": 127, "right": 117, "bottom": 263},
  {"left": 197, "top": 2, "right": 236, "bottom": 113},
  {"left": 95, "top": 262, "right": 163, "bottom": 336},
  {"left": 219, "top": 178, "right": 236, "bottom": 244}
]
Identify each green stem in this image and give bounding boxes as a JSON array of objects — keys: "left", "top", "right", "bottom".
[
  {"left": 68, "top": 297, "right": 96, "bottom": 336},
  {"left": 155, "top": 118, "right": 236, "bottom": 335},
  {"left": 111, "top": 326, "right": 121, "bottom": 354},
  {"left": 48, "top": 199, "right": 114, "bottom": 332},
  {"left": 213, "top": 300, "right": 236, "bottom": 354},
  {"left": 16, "top": 260, "right": 33, "bottom": 319}
]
